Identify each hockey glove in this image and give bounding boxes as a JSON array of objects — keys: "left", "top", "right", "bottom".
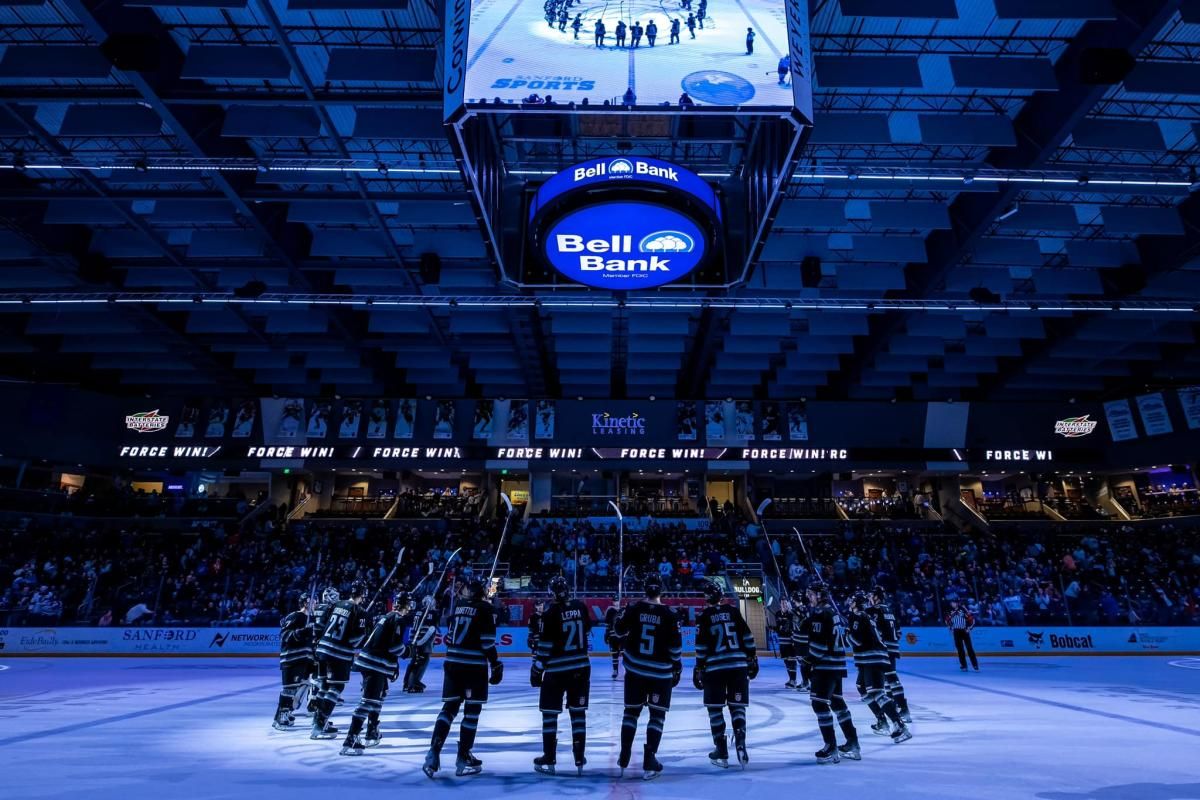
[
  {"left": 747, "top": 654, "right": 759, "bottom": 680},
  {"left": 489, "top": 659, "right": 505, "bottom": 685},
  {"left": 692, "top": 666, "right": 704, "bottom": 691},
  {"left": 672, "top": 661, "right": 683, "bottom": 688},
  {"left": 398, "top": 644, "right": 412, "bottom": 661},
  {"left": 530, "top": 661, "right": 544, "bottom": 687}
]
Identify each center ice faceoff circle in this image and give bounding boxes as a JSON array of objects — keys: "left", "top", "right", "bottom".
[{"left": 681, "top": 70, "right": 755, "bottom": 104}]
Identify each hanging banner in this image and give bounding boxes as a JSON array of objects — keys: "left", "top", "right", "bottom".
[
  {"left": 786, "top": 402, "right": 809, "bottom": 441},
  {"left": 535, "top": 400, "right": 556, "bottom": 439},
  {"left": 276, "top": 399, "right": 304, "bottom": 439},
  {"left": 676, "top": 401, "right": 698, "bottom": 441},
  {"left": 705, "top": 400, "right": 726, "bottom": 440},
  {"left": 205, "top": 401, "right": 229, "bottom": 438},
  {"left": 394, "top": 399, "right": 417, "bottom": 439},
  {"left": 434, "top": 400, "right": 456, "bottom": 439},
  {"left": 1135, "top": 392, "right": 1173, "bottom": 437},
  {"left": 761, "top": 402, "right": 782, "bottom": 441},
  {"left": 338, "top": 400, "right": 363, "bottom": 438},
  {"left": 474, "top": 399, "right": 495, "bottom": 439},
  {"left": 1177, "top": 387, "right": 1200, "bottom": 431},
  {"left": 366, "top": 400, "right": 390, "bottom": 439},
  {"left": 307, "top": 400, "right": 332, "bottom": 439},
  {"left": 506, "top": 400, "right": 529, "bottom": 441},
  {"left": 175, "top": 403, "right": 200, "bottom": 439},
  {"left": 1103, "top": 399, "right": 1138, "bottom": 442},
  {"left": 734, "top": 401, "right": 755, "bottom": 440}
]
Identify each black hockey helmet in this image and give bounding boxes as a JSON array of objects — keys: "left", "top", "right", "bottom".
[
  {"left": 702, "top": 581, "right": 724, "bottom": 605},
  {"left": 869, "top": 585, "right": 888, "bottom": 604},
  {"left": 849, "top": 590, "right": 870, "bottom": 613},
  {"left": 296, "top": 593, "right": 310, "bottom": 609},
  {"left": 790, "top": 589, "right": 806, "bottom": 607},
  {"left": 549, "top": 575, "right": 571, "bottom": 602},
  {"left": 349, "top": 582, "right": 367, "bottom": 600},
  {"left": 321, "top": 587, "right": 340, "bottom": 604},
  {"left": 393, "top": 590, "right": 412, "bottom": 612},
  {"left": 462, "top": 578, "right": 486, "bottom": 600},
  {"left": 643, "top": 576, "right": 664, "bottom": 599}
]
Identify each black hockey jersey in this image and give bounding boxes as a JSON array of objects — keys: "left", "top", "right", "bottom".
[
  {"left": 604, "top": 605, "right": 622, "bottom": 644},
  {"left": 316, "top": 600, "right": 370, "bottom": 662},
  {"left": 868, "top": 604, "right": 901, "bottom": 656},
  {"left": 527, "top": 610, "right": 544, "bottom": 652},
  {"left": 774, "top": 609, "right": 795, "bottom": 639},
  {"left": 353, "top": 610, "right": 411, "bottom": 676},
  {"left": 446, "top": 599, "right": 498, "bottom": 668},
  {"left": 695, "top": 603, "right": 756, "bottom": 674},
  {"left": 799, "top": 605, "right": 847, "bottom": 676},
  {"left": 615, "top": 600, "right": 682, "bottom": 680},
  {"left": 791, "top": 606, "right": 810, "bottom": 658},
  {"left": 846, "top": 610, "right": 890, "bottom": 667},
  {"left": 310, "top": 600, "right": 333, "bottom": 660},
  {"left": 279, "top": 609, "right": 313, "bottom": 667},
  {"left": 534, "top": 599, "right": 592, "bottom": 674}
]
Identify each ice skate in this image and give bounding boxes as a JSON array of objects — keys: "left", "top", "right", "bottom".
[
  {"left": 271, "top": 711, "right": 293, "bottom": 731},
  {"left": 574, "top": 755, "right": 586, "bottom": 776},
  {"left": 642, "top": 746, "right": 663, "bottom": 781},
  {"left": 422, "top": 749, "right": 440, "bottom": 778},
  {"left": 310, "top": 721, "right": 337, "bottom": 740},
  {"left": 365, "top": 723, "right": 381, "bottom": 747},
  {"left": 784, "top": 679, "right": 796, "bottom": 689},
  {"left": 871, "top": 719, "right": 891, "bottom": 736},
  {"left": 709, "top": 741, "right": 729, "bottom": 768},
  {"left": 733, "top": 731, "right": 749, "bottom": 768},
  {"left": 456, "top": 752, "right": 483, "bottom": 776},
  {"left": 617, "top": 746, "right": 631, "bottom": 777},
  {"left": 533, "top": 755, "right": 556, "bottom": 775},
  {"left": 339, "top": 736, "right": 365, "bottom": 756},
  {"left": 815, "top": 743, "right": 841, "bottom": 764},
  {"left": 891, "top": 725, "right": 913, "bottom": 744},
  {"left": 900, "top": 709, "right": 912, "bottom": 724},
  {"left": 838, "top": 740, "right": 861, "bottom": 761}
]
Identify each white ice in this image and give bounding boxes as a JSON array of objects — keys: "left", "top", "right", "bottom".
[{"left": 2, "top": 656, "right": 1199, "bottom": 799}]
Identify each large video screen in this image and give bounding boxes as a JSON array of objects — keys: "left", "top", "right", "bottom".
[{"left": 462, "top": 0, "right": 796, "bottom": 108}]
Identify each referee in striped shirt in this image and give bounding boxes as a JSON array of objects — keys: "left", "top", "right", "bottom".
[{"left": 946, "top": 599, "right": 979, "bottom": 672}]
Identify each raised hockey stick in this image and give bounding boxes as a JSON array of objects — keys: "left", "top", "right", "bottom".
[
  {"left": 609, "top": 499, "right": 625, "bottom": 604},
  {"left": 409, "top": 546, "right": 464, "bottom": 638},
  {"left": 305, "top": 547, "right": 323, "bottom": 616},
  {"left": 793, "top": 526, "right": 843, "bottom": 616},
  {"left": 485, "top": 493, "right": 515, "bottom": 597},
  {"left": 755, "top": 498, "right": 788, "bottom": 590},
  {"left": 365, "top": 546, "right": 405, "bottom": 613}
]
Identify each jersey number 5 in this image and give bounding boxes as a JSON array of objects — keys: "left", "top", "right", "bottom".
[{"left": 639, "top": 624, "right": 657, "bottom": 656}]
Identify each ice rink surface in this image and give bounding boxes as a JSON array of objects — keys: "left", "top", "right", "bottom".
[{"left": 2, "top": 655, "right": 1198, "bottom": 800}]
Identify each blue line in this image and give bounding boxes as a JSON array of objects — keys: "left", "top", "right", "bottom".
[
  {"left": 467, "top": 0, "right": 527, "bottom": 71},
  {"left": 0, "top": 682, "right": 278, "bottom": 747},
  {"left": 904, "top": 670, "right": 1200, "bottom": 738}
]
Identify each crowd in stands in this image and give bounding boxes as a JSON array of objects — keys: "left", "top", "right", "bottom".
[{"left": 2, "top": 503, "right": 1198, "bottom": 629}]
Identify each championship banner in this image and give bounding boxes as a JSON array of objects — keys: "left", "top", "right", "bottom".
[
  {"left": 1135, "top": 392, "right": 1173, "bottom": 437},
  {"left": 1103, "top": 399, "right": 1138, "bottom": 442},
  {"left": 1180, "top": 387, "right": 1200, "bottom": 430}
]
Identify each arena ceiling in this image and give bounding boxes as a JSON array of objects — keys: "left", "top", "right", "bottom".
[{"left": 1, "top": 0, "right": 1199, "bottom": 402}]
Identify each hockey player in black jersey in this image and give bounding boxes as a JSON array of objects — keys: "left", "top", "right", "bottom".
[
  {"left": 791, "top": 591, "right": 812, "bottom": 690},
  {"left": 340, "top": 591, "right": 415, "bottom": 755},
  {"left": 799, "top": 586, "right": 859, "bottom": 764},
  {"left": 532, "top": 576, "right": 593, "bottom": 775},
  {"left": 613, "top": 577, "right": 682, "bottom": 780},
  {"left": 311, "top": 583, "right": 370, "bottom": 739},
  {"left": 869, "top": 585, "right": 911, "bottom": 722},
  {"left": 604, "top": 598, "right": 623, "bottom": 679},
  {"left": 272, "top": 593, "right": 313, "bottom": 730},
  {"left": 423, "top": 579, "right": 504, "bottom": 779},
  {"left": 403, "top": 595, "right": 437, "bottom": 693},
  {"left": 694, "top": 581, "right": 757, "bottom": 769},
  {"left": 527, "top": 599, "right": 546, "bottom": 653},
  {"left": 848, "top": 591, "right": 911, "bottom": 743},
  {"left": 774, "top": 596, "right": 798, "bottom": 688},
  {"left": 307, "top": 587, "right": 338, "bottom": 714}
]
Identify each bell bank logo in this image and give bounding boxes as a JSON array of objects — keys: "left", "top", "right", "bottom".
[{"left": 592, "top": 411, "right": 646, "bottom": 436}]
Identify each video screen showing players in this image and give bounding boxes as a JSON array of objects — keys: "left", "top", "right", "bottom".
[{"left": 463, "top": 0, "right": 795, "bottom": 107}]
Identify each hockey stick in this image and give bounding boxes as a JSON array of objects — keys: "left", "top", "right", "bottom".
[
  {"left": 305, "top": 547, "right": 323, "bottom": 616},
  {"left": 365, "top": 546, "right": 405, "bottom": 613},
  {"left": 755, "top": 498, "right": 788, "bottom": 590},
  {"left": 409, "top": 546, "right": 464, "bottom": 641},
  {"left": 793, "top": 526, "right": 843, "bottom": 616},
  {"left": 608, "top": 499, "right": 624, "bottom": 604},
  {"left": 485, "top": 493, "right": 515, "bottom": 597}
]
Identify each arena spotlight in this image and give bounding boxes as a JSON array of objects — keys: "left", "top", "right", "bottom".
[{"left": 996, "top": 202, "right": 1020, "bottom": 222}]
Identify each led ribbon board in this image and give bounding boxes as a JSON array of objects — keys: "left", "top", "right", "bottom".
[{"left": 531, "top": 157, "right": 718, "bottom": 290}]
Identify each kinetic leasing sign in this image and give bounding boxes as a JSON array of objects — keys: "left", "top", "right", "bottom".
[{"left": 532, "top": 157, "right": 717, "bottom": 290}]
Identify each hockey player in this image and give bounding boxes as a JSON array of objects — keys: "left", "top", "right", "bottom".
[
  {"left": 532, "top": 576, "right": 593, "bottom": 775},
  {"left": 307, "top": 587, "right": 339, "bottom": 714},
  {"left": 869, "top": 586, "right": 910, "bottom": 722},
  {"left": 669, "top": 18, "right": 681, "bottom": 44},
  {"left": 404, "top": 595, "right": 437, "bottom": 693},
  {"left": 694, "top": 582, "right": 757, "bottom": 769},
  {"left": 527, "top": 599, "right": 546, "bottom": 653},
  {"left": 615, "top": 19, "right": 627, "bottom": 48},
  {"left": 423, "top": 579, "right": 504, "bottom": 778},
  {"left": 799, "top": 586, "right": 859, "bottom": 764},
  {"left": 774, "top": 596, "right": 798, "bottom": 688},
  {"left": 604, "top": 597, "right": 623, "bottom": 679},
  {"left": 572, "top": 14, "right": 583, "bottom": 39},
  {"left": 793, "top": 591, "right": 812, "bottom": 691},
  {"left": 646, "top": 19, "right": 657, "bottom": 46},
  {"left": 312, "top": 583, "right": 370, "bottom": 739},
  {"left": 594, "top": 18, "right": 606, "bottom": 47},
  {"left": 613, "top": 577, "right": 682, "bottom": 779},
  {"left": 847, "top": 591, "right": 911, "bottom": 744},
  {"left": 340, "top": 591, "right": 415, "bottom": 755},
  {"left": 272, "top": 593, "right": 313, "bottom": 730},
  {"left": 631, "top": 21, "right": 643, "bottom": 48}
]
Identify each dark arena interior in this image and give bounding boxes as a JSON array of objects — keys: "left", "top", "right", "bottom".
[{"left": 2, "top": 1, "right": 1200, "bottom": 798}]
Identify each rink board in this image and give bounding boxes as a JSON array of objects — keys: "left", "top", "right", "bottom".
[{"left": 2, "top": 625, "right": 1197, "bottom": 657}]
